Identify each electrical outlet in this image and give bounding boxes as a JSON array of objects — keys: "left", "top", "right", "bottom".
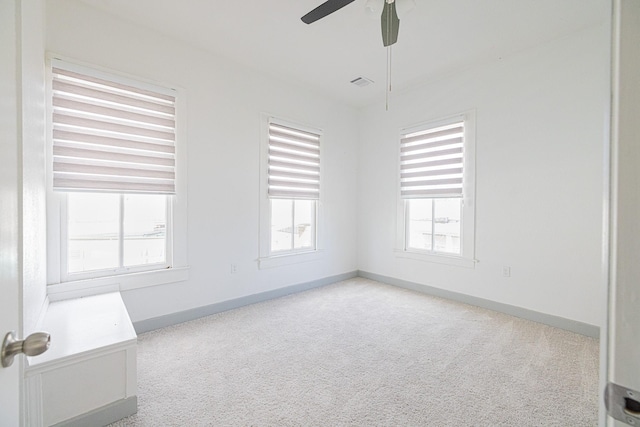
[
  {"left": 231, "top": 264, "right": 237, "bottom": 274},
  {"left": 502, "top": 266, "right": 511, "bottom": 277}
]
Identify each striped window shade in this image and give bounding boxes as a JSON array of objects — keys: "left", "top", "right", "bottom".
[
  {"left": 268, "top": 121, "right": 321, "bottom": 199},
  {"left": 400, "top": 120, "right": 465, "bottom": 199},
  {"left": 51, "top": 61, "right": 176, "bottom": 194}
]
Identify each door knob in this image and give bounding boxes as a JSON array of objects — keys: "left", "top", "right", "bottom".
[{"left": 1, "top": 331, "right": 50, "bottom": 368}]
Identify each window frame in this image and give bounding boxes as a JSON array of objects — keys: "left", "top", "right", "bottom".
[
  {"left": 258, "top": 114, "right": 324, "bottom": 269},
  {"left": 269, "top": 198, "right": 318, "bottom": 256},
  {"left": 46, "top": 55, "right": 189, "bottom": 295},
  {"left": 60, "top": 192, "right": 173, "bottom": 283},
  {"left": 404, "top": 197, "right": 463, "bottom": 255},
  {"left": 395, "top": 111, "right": 477, "bottom": 268}
]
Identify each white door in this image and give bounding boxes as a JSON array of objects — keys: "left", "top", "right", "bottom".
[
  {"left": 606, "top": 0, "right": 640, "bottom": 426},
  {"left": 0, "top": 0, "right": 23, "bottom": 424}
]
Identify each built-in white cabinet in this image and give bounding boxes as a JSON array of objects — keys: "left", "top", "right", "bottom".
[{"left": 25, "top": 293, "right": 137, "bottom": 426}]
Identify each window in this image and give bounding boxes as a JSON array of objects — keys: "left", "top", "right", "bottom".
[
  {"left": 406, "top": 198, "right": 461, "bottom": 254},
  {"left": 48, "top": 59, "right": 182, "bottom": 284},
  {"left": 397, "top": 113, "right": 476, "bottom": 266},
  {"left": 270, "top": 198, "right": 316, "bottom": 252},
  {"left": 267, "top": 120, "right": 320, "bottom": 254},
  {"left": 66, "top": 193, "right": 169, "bottom": 276},
  {"left": 50, "top": 61, "right": 176, "bottom": 194},
  {"left": 259, "top": 116, "right": 322, "bottom": 267}
]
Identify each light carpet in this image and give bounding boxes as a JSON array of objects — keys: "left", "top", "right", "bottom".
[{"left": 110, "top": 277, "right": 599, "bottom": 426}]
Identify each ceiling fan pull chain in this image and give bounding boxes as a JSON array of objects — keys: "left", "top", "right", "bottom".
[{"left": 386, "top": 45, "right": 392, "bottom": 111}]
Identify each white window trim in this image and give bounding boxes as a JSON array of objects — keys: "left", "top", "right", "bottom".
[
  {"left": 267, "top": 198, "right": 318, "bottom": 256},
  {"left": 258, "top": 113, "right": 324, "bottom": 269},
  {"left": 46, "top": 266, "right": 191, "bottom": 302},
  {"left": 46, "top": 55, "right": 190, "bottom": 297},
  {"left": 59, "top": 192, "right": 173, "bottom": 283},
  {"left": 395, "top": 111, "right": 477, "bottom": 268},
  {"left": 50, "top": 58, "right": 177, "bottom": 193}
]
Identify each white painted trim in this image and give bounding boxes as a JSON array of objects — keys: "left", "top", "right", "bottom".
[
  {"left": 599, "top": 4, "right": 613, "bottom": 427},
  {"left": 393, "top": 249, "right": 477, "bottom": 268},
  {"left": 125, "top": 346, "right": 137, "bottom": 398},
  {"left": 258, "top": 113, "right": 270, "bottom": 262},
  {"left": 25, "top": 292, "right": 138, "bottom": 425},
  {"left": 395, "top": 110, "right": 477, "bottom": 266},
  {"left": 45, "top": 58, "right": 61, "bottom": 286},
  {"left": 25, "top": 339, "right": 136, "bottom": 374},
  {"left": 26, "top": 371, "right": 137, "bottom": 427},
  {"left": 24, "top": 374, "right": 43, "bottom": 427},
  {"left": 400, "top": 113, "right": 466, "bottom": 136},
  {"left": 58, "top": 193, "right": 172, "bottom": 284},
  {"left": 268, "top": 116, "right": 323, "bottom": 138},
  {"left": 171, "top": 86, "right": 189, "bottom": 268},
  {"left": 47, "top": 53, "right": 177, "bottom": 95},
  {"left": 47, "top": 266, "right": 190, "bottom": 301},
  {"left": 258, "top": 113, "right": 325, "bottom": 268},
  {"left": 45, "top": 55, "right": 189, "bottom": 289},
  {"left": 606, "top": 1, "right": 640, "bottom": 425},
  {"left": 258, "top": 249, "right": 324, "bottom": 269}
]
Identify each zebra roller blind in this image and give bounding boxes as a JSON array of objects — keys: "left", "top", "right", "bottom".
[
  {"left": 267, "top": 121, "right": 321, "bottom": 199},
  {"left": 51, "top": 61, "right": 176, "bottom": 194},
  {"left": 400, "top": 120, "right": 465, "bottom": 199}
]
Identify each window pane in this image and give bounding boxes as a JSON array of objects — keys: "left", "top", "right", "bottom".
[
  {"left": 407, "top": 199, "right": 433, "bottom": 250},
  {"left": 68, "top": 193, "right": 119, "bottom": 273},
  {"left": 124, "top": 194, "right": 167, "bottom": 267},
  {"left": 271, "top": 199, "right": 293, "bottom": 252},
  {"left": 433, "top": 198, "right": 462, "bottom": 254},
  {"left": 294, "top": 200, "right": 315, "bottom": 249}
]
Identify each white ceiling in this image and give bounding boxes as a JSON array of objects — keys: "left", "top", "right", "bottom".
[{"left": 78, "top": 0, "right": 608, "bottom": 108}]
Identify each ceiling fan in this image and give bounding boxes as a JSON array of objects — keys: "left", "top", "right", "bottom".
[{"left": 301, "top": 0, "right": 400, "bottom": 47}]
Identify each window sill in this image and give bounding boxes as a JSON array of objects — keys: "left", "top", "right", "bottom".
[
  {"left": 394, "top": 249, "right": 476, "bottom": 269},
  {"left": 47, "top": 266, "right": 190, "bottom": 302},
  {"left": 258, "top": 250, "right": 323, "bottom": 269}
]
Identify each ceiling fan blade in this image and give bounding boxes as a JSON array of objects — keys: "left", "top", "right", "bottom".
[
  {"left": 301, "top": 0, "right": 356, "bottom": 24},
  {"left": 381, "top": 1, "right": 400, "bottom": 47}
]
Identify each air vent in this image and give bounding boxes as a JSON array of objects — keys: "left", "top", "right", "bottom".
[{"left": 350, "top": 77, "right": 374, "bottom": 87}]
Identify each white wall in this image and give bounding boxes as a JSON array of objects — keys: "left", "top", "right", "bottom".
[
  {"left": 46, "top": 0, "right": 359, "bottom": 323},
  {"left": 45, "top": 0, "right": 608, "bottom": 330},
  {"left": 357, "top": 24, "right": 609, "bottom": 327}
]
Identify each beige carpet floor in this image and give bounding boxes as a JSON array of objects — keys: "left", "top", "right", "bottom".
[{"left": 110, "top": 277, "right": 599, "bottom": 426}]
